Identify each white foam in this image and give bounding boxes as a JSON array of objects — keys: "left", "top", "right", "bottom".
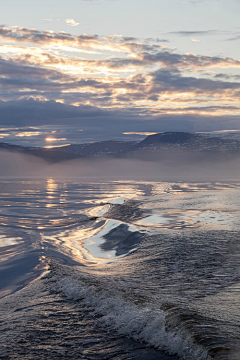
[{"left": 46, "top": 262, "right": 212, "bottom": 360}]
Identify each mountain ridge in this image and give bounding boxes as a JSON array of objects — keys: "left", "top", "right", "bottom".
[{"left": 1, "top": 131, "right": 240, "bottom": 163}]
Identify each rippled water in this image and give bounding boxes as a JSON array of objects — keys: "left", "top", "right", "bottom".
[{"left": 1, "top": 178, "right": 240, "bottom": 359}]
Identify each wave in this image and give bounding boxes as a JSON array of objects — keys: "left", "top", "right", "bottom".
[{"left": 45, "top": 261, "right": 212, "bottom": 360}]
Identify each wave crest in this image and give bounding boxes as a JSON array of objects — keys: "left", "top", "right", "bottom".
[{"left": 45, "top": 261, "right": 212, "bottom": 360}]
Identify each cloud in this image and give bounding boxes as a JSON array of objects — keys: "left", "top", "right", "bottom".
[
  {"left": 65, "top": 19, "right": 80, "bottom": 27},
  {"left": 151, "top": 69, "right": 240, "bottom": 93},
  {"left": 0, "top": 24, "right": 239, "bottom": 132},
  {"left": 0, "top": 53, "right": 240, "bottom": 118},
  {"left": 1, "top": 26, "right": 239, "bottom": 71},
  {"left": 0, "top": 52, "right": 239, "bottom": 103},
  {"left": 226, "top": 34, "right": 240, "bottom": 41},
  {"left": 168, "top": 30, "right": 218, "bottom": 36},
  {"left": 0, "top": 26, "right": 102, "bottom": 51}
]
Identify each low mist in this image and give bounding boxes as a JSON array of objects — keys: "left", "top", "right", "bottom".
[{"left": 1, "top": 150, "right": 240, "bottom": 181}]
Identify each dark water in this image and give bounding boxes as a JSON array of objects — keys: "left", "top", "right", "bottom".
[{"left": 1, "top": 179, "right": 240, "bottom": 359}]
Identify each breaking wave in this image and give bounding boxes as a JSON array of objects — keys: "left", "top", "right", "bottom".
[{"left": 45, "top": 261, "right": 211, "bottom": 360}]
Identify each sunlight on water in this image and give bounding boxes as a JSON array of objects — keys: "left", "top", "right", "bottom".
[
  {"left": 136, "top": 210, "right": 235, "bottom": 230},
  {"left": 0, "top": 234, "right": 23, "bottom": 247},
  {"left": 1, "top": 178, "right": 240, "bottom": 359}
]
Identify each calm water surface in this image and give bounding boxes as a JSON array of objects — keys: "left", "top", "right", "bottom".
[{"left": 1, "top": 178, "right": 240, "bottom": 359}]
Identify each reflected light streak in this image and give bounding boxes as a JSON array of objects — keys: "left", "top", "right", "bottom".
[
  {"left": 47, "top": 178, "right": 58, "bottom": 193},
  {"left": 48, "top": 220, "right": 112, "bottom": 265},
  {"left": 46, "top": 179, "right": 58, "bottom": 208},
  {"left": 15, "top": 131, "right": 42, "bottom": 137},
  {"left": 123, "top": 132, "right": 159, "bottom": 136},
  {"left": 45, "top": 137, "right": 67, "bottom": 141},
  {"left": 46, "top": 203, "right": 55, "bottom": 208},
  {"left": 0, "top": 235, "right": 22, "bottom": 247}
]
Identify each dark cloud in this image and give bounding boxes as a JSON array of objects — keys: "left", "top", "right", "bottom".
[
  {"left": 151, "top": 69, "right": 240, "bottom": 93},
  {"left": 144, "top": 37, "right": 169, "bottom": 43},
  {"left": 214, "top": 73, "right": 240, "bottom": 81},
  {"left": 0, "top": 97, "right": 239, "bottom": 127},
  {"left": 0, "top": 58, "right": 70, "bottom": 81},
  {"left": 0, "top": 98, "right": 109, "bottom": 126},
  {"left": 214, "top": 73, "right": 231, "bottom": 79},
  {"left": 101, "top": 50, "right": 240, "bottom": 70},
  {"left": 122, "top": 37, "right": 138, "bottom": 42},
  {"left": 0, "top": 26, "right": 100, "bottom": 47},
  {"left": 167, "top": 30, "right": 218, "bottom": 36},
  {"left": 226, "top": 35, "right": 240, "bottom": 41}
]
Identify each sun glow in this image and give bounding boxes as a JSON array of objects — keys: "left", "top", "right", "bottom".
[
  {"left": 45, "top": 137, "right": 67, "bottom": 141},
  {"left": 123, "top": 132, "right": 158, "bottom": 136},
  {"left": 16, "top": 132, "right": 42, "bottom": 137}
]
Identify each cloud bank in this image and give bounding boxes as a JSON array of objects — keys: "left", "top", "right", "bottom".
[{"left": 0, "top": 25, "right": 239, "bottom": 143}]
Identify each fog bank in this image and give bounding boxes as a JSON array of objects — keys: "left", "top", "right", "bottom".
[{"left": 1, "top": 150, "right": 240, "bottom": 181}]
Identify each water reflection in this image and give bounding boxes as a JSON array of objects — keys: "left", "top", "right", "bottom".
[
  {"left": 43, "top": 218, "right": 144, "bottom": 264},
  {"left": 46, "top": 178, "right": 58, "bottom": 194},
  {"left": 136, "top": 210, "right": 235, "bottom": 230},
  {"left": 0, "top": 234, "right": 22, "bottom": 247},
  {"left": 46, "top": 178, "right": 58, "bottom": 208},
  {"left": 100, "top": 222, "right": 144, "bottom": 256},
  {"left": 1, "top": 179, "right": 240, "bottom": 296},
  {"left": 82, "top": 220, "right": 143, "bottom": 260}
]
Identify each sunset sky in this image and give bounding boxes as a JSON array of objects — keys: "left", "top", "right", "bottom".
[{"left": 0, "top": 0, "right": 240, "bottom": 146}]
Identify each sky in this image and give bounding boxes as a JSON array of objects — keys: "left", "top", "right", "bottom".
[{"left": 0, "top": 0, "right": 240, "bottom": 146}]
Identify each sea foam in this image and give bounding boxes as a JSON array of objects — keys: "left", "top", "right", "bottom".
[{"left": 45, "top": 261, "right": 212, "bottom": 360}]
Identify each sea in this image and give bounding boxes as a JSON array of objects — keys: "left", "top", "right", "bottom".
[{"left": 1, "top": 178, "right": 240, "bottom": 360}]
